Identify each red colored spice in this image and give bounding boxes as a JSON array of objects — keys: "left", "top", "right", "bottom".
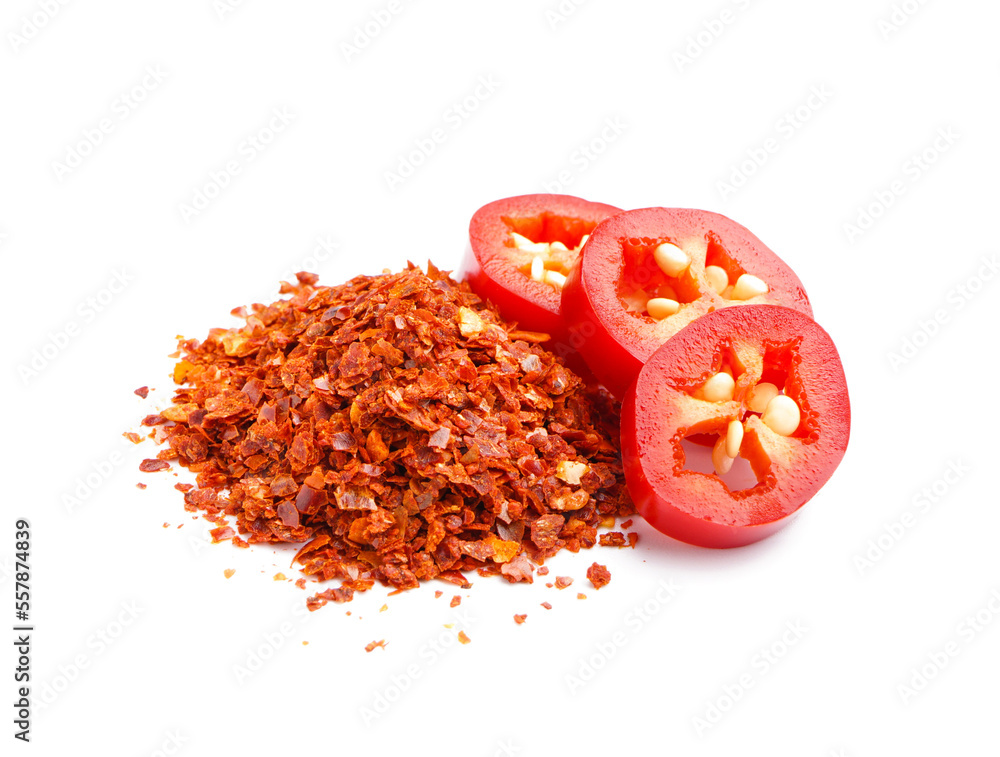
[
  {"left": 540, "top": 601, "right": 552, "bottom": 610},
  {"left": 139, "top": 459, "right": 170, "bottom": 473},
  {"left": 123, "top": 432, "right": 143, "bottom": 444},
  {"left": 586, "top": 562, "right": 611, "bottom": 590},
  {"left": 136, "top": 483, "right": 147, "bottom": 490},
  {"left": 555, "top": 576, "right": 573, "bottom": 589},
  {"left": 514, "top": 614, "right": 527, "bottom": 624},
  {"left": 599, "top": 532, "right": 628, "bottom": 548},
  {"left": 135, "top": 386, "right": 149, "bottom": 398},
  {"left": 144, "top": 266, "right": 632, "bottom": 605},
  {"left": 365, "top": 640, "right": 386, "bottom": 653},
  {"left": 450, "top": 595, "right": 461, "bottom": 608},
  {"left": 457, "top": 631, "right": 471, "bottom": 644}
]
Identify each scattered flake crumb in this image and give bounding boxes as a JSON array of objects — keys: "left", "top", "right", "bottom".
[
  {"left": 302, "top": 641, "right": 309, "bottom": 646},
  {"left": 537, "top": 566, "right": 550, "bottom": 576},
  {"left": 162, "top": 523, "right": 169, "bottom": 528},
  {"left": 450, "top": 595, "right": 461, "bottom": 608},
  {"left": 274, "top": 573, "right": 287, "bottom": 581},
  {"left": 586, "top": 562, "right": 611, "bottom": 590},
  {"left": 628, "top": 532, "right": 639, "bottom": 548},
  {"left": 444, "top": 623, "right": 454, "bottom": 629},
  {"left": 380, "top": 604, "right": 388, "bottom": 613},
  {"left": 134, "top": 386, "right": 149, "bottom": 398},
  {"left": 124, "top": 432, "right": 143, "bottom": 444},
  {"left": 541, "top": 602, "right": 552, "bottom": 610},
  {"left": 457, "top": 631, "right": 471, "bottom": 645},
  {"left": 434, "top": 590, "right": 443, "bottom": 598},
  {"left": 365, "top": 640, "right": 387, "bottom": 653},
  {"left": 224, "top": 569, "right": 235, "bottom": 579},
  {"left": 599, "top": 532, "right": 628, "bottom": 548},
  {"left": 514, "top": 614, "right": 527, "bottom": 625},
  {"left": 295, "top": 578, "right": 307, "bottom": 589},
  {"left": 555, "top": 576, "right": 573, "bottom": 589},
  {"left": 136, "top": 483, "right": 147, "bottom": 489},
  {"left": 621, "top": 519, "right": 633, "bottom": 529},
  {"left": 577, "top": 593, "right": 586, "bottom": 600},
  {"left": 545, "top": 583, "right": 553, "bottom": 588}
]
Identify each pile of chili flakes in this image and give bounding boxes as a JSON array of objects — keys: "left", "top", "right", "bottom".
[{"left": 143, "top": 264, "right": 633, "bottom": 608}]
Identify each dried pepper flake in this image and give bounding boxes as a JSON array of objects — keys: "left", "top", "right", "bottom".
[
  {"left": 142, "top": 265, "right": 633, "bottom": 607},
  {"left": 555, "top": 576, "right": 573, "bottom": 589},
  {"left": 136, "top": 483, "right": 147, "bottom": 490},
  {"left": 514, "top": 614, "right": 527, "bottom": 624},
  {"left": 577, "top": 593, "right": 587, "bottom": 600},
  {"left": 274, "top": 573, "right": 287, "bottom": 581},
  {"left": 541, "top": 602, "right": 552, "bottom": 610},
  {"left": 621, "top": 519, "right": 634, "bottom": 529},
  {"left": 365, "top": 640, "right": 387, "bottom": 653},
  {"left": 139, "top": 459, "right": 171, "bottom": 473},
  {"left": 224, "top": 569, "right": 235, "bottom": 579},
  {"left": 599, "top": 532, "right": 628, "bottom": 548},
  {"left": 123, "top": 432, "right": 143, "bottom": 444},
  {"left": 450, "top": 595, "right": 461, "bottom": 608},
  {"left": 134, "top": 386, "right": 149, "bottom": 398},
  {"left": 457, "top": 631, "right": 471, "bottom": 644},
  {"left": 586, "top": 563, "right": 611, "bottom": 590}
]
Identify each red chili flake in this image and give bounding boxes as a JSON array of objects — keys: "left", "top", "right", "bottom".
[
  {"left": 162, "top": 522, "right": 169, "bottom": 528},
  {"left": 210, "top": 526, "right": 234, "bottom": 542},
  {"left": 434, "top": 590, "right": 443, "bottom": 599},
  {"left": 224, "top": 569, "right": 235, "bottom": 579},
  {"left": 232, "top": 536, "right": 249, "bottom": 548},
  {"left": 545, "top": 583, "right": 554, "bottom": 588},
  {"left": 142, "top": 265, "right": 633, "bottom": 608},
  {"left": 577, "top": 593, "right": 587, "bottom": 600},
  {"left": 628, "top": 532, "right": 639, "bottom": 548},
  {"left": 621, "top": 519, "right": 633, "bottom": 529},
  {"left": 139, "top": 459, "right": 170, "bottom": 473},
  {"left": 365, "top": 640, "right": 387, "bottom": 653},
  {"left": 540, "top": 602, "right": 552, "bottom": 610},
  {"left": 274, "top": 572, "right": 287, "bottom": 581},
  {"left": 136, "top": 483, "right": 147, "bottom": 490},
  {"left": 123, "top": 432, "right": 143, "bottom": 444},
  {"left": 514, "top": 614, "right": 527, "bottom": 624},
  {"left": 537, "top": 566, "right": 550, "bottom": 576},
  {"left": 295, "top": 579, "right": 307, "bottom": 590},
  {"left": 134, "top": 386, "right": 149, "bottom": 398},
  {"left": 457, "top": 631, "right": 471, "bottom": 644},
  {"left": 450, "top": 595, "right": 461, "bottom": 608},
  {"left": 599, "top": 532, "right": 628, "bottom": 548},
  {"left": 555, "top": 576, "right": 573, "bottom": 589},
  {"left": 174, "top": 483, "right": 193, "bottom": 493},
  {"left": 586, "top": 562, "right": 611, "bottom": 590}
]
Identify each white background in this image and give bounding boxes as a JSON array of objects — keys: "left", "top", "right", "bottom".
[{"left": 2, "top": 1, "right": 998, "bottom": 755}]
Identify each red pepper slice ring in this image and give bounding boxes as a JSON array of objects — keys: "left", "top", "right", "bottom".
[
  {"left": 562, "top": 207, "right": 813, "bottom": 398},
  {"left": 462, "top": 194, "right": 622, "bottom": 367},
  {"left": 621, "top": 305, "right": 849, "bottom": 548}
]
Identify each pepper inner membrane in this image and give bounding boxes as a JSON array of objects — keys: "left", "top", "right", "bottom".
[
  {"left": 618, "top": 235, "right": 771, "bottom": 325},
  {"left": 676, "top": 339, "right": 810, "bottom": 492},
  {"left": 504, "top": 213, "right": 602, "bottom": 290}
]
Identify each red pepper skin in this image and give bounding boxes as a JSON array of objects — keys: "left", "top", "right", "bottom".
[
  {"left": 561, "top": 208, "right": 813, "bottom": 399},
  {"left": 461, "top": 194, "right": 622, "bottom": 371},
  {"left": 621, "top": 305, "right": 849, "bottom": 549}
]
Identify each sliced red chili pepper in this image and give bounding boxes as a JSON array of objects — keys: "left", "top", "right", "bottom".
[
  {"left": 462, "top": 193, "right": 622, "bottom": 369},
  {"left": 561, "top": 208, "right": 813, "bottom": 398},
  {"left": 621, "top": 305, "right": 849, "bottom": 548}
]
